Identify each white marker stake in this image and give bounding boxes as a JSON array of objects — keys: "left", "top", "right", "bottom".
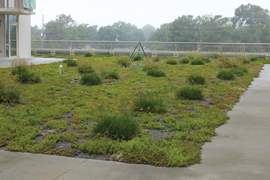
[{"left": 60, "top": 65, "right": 63, "bottom": 74}]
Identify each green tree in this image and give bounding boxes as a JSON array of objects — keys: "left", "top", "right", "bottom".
[
  {"left": 31, "top": 25, "right": 42, "bottom": 40},
  {"left": 149, "top": 23, "right": 170, "bottom": 41},
  {"left": 167, "top": 15, "right": 200, "bottom": 42},
  {"left": 142, "top": 24, "right": 156, "bottom": 41},
  {"left": 45, "top": 14, "right": 76, "bottom": 40},
  {"left": 198, "top": 15, "right": 233, "bottom": 42},
  {"left": 232, "top": 4, "right": 270, "bottom": 28}
]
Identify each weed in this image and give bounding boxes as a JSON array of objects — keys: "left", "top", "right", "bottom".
[
  {"left": 80, "top": 73, "right": 102, "bottom": 86},
  {"left": 187, "top": 75, "right": 206, "bottom": 85},
  {"left": 147, "top": 69, "right": 166, "bottom": 77},
  {"left": 176, "top": 86, "right": 204, "bottom": 100},
  {"left": 133, "top": 91, "right": 167, "bottom": 113},
  {"left": 91, "top": 114, "right": 141, "bottom": 140},
  {"left": 217, "top": 70, "right": 235, "bottom": 80}
]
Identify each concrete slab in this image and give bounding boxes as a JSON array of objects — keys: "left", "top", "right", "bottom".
[
  {"left": 189, "top": 64, "right": 270, "bottom": 180},
  {"left": 0, "top": 57, "right": 64, "bottom": 68}
]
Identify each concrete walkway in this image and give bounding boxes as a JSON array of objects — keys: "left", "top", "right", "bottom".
[
  {"left": 0, "top": 63, "right": 270, "bottom": 180},
  {"left": 0, "top": 57, "right": 65, "bottom": 68}
]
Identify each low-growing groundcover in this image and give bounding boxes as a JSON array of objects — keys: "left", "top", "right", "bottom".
[{"left": 0, "top": 54, "right": 264, "bottom": 167}]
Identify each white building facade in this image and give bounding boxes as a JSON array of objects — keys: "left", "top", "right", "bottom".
[{"left": 0, "top": 0, "right": 35, "bottom": 59}]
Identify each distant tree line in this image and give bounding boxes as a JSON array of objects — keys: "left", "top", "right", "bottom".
[
  {"left": 150, "top": 4, "right": 270, "bottom": 43},
  {"left": 32, "top": 4, "right": 270, "bottom": 43},
  {"left": 31, "top": 14, "right": 155, "bottom": 41}
]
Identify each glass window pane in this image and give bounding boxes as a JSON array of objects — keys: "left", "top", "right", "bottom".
[
  {"left": 9, "top": 15, "right": 17, "bottom": 22},
  {"left": 6, "top": 45, "right": 9, "bottom": 58},
  {"left": 10, "top": 25, "right": 17, "bottom": 56},
  {"left": 5, "top": 15, "right": 8, "bottom": 44}
]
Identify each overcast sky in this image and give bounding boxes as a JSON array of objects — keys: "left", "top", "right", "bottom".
[{"left": 31, "top": 0, "right": 270, "bottom": 29}]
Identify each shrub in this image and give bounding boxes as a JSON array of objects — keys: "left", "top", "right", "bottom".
[
  {"left": 91, "top": 114, "right": 141, "bottom": 140},
  {"left": 187, "top": 75, "right": 206, "bottom": 85},
  {"left": 191, "top": 60, "right": 204, "bottom": 65},
  {"left": 217, "top": 70, "right": 235, "bottom": 80},
  {"left": 250, "top": 57, "right": 259, "bottom": 62},
  {"left": 0, "top": 90, "right": 20, "bottom": 103},
  {"left": 133, "top": 91, "right": 167, "bottom": 113},
  {"left": 166, "top": 59, "right": 177, "bottom": 65},
  {"left": 105, "top": 71, "right": 119, "bottom": 80},
  {"left": 180, "top": 58, "right": 190, "bottom": 64},
  {"left": 117, "top": 56, "right": 130, "bottom": 67},
  {"left": 18, "top": 72, "right": 41, "bottom": 84},
  {"left": 152, "top": 57, "right": 160, "bottom": 62},
  {"left": 231, "top": 67, "right": 248, "bottom": 76},
  {"left": 147, "top": 69, "right": 166, "bottom": 77},
  {"left": 176, "top": 86, "right": 204, "bottom": 100},
  {"left": 77, "top": 64, "right": 94, "bottom": 74},
  {"left": 84, "top": 52, "right": 93, "bottom": 57},
  {"left": 80, "top": 73, "right": 102, "bottom": 86},
  {"left": 12, "top": 65, "right": 28, "bottom": 75}
]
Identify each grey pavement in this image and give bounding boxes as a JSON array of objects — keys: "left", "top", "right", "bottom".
[
  {"left": 0, "top": 57, "right": 65, "bottom": 68},
  {"left": 0, "top": 61, "right": 270, "bottom": 180}
]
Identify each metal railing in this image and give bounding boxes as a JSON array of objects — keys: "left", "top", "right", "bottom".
[
  {"left": 0, "top": 0, "right": 34, "bottom": 11},
  {"left": 31, "top": 40, "right": 270, "bottom": 58}
]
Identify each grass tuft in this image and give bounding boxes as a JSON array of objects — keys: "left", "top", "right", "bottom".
[
  {"left": 147, "top": 69, "right": 166, "bottom": 77},
  {"left": 91, "top": 114, "right": 141, "bottom": 140},
  {"left": 176, "top": 86, "right": 204, "bottom": 100},
  {"left": 187, "top": 75, "right": 206, "bottom": 85},
  {"left": 180, "top": 58, "right": 190, "bottom": 64},
  {"left": 166, "top": 59, "right": 178, "bottom": 65},
  {"left": 191, "top": 60, "right": 204, "bottom": 65},
  {"left": 217, "top": 70, "right": 235, "bottom": 80},
  {"left": 84, "top": 52, "right": 93, "bottom": 57},
  {"left": 80, "top": 73, "right": 102, "bottom": 86},
  {"left": 105, "top": 71, "right": 120, "bottom": 80},
  {"left": 77, "top": 64, "right": 94, "bottom": 74},
  {"left": 133, "top": 91, "right": 167, "bottom": 113},
  {"left": 18, "top": 72, "right": 41, "bottom": 84}
]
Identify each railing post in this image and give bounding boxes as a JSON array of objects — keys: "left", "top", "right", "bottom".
[
  {"left": 268, "top": 44, "right": 270, "bottom": 58},
  {"left": 111, "top": 42, "right": 112, "bottom": 53},
  {"left": 244, "top": 44, "right": 246, "bottom": 56}
]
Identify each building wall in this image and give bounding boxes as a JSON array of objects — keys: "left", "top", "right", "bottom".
[
  {"left": 0, "top": 15, "right": 5, "bottom": 58},
  {"left": 18, "top": 15, "right": 31, "bottom": 58}
]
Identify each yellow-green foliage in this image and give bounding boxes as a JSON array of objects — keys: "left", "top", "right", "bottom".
[{"left": 0, "top": 54, "right": 264, "bottom": 167}]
